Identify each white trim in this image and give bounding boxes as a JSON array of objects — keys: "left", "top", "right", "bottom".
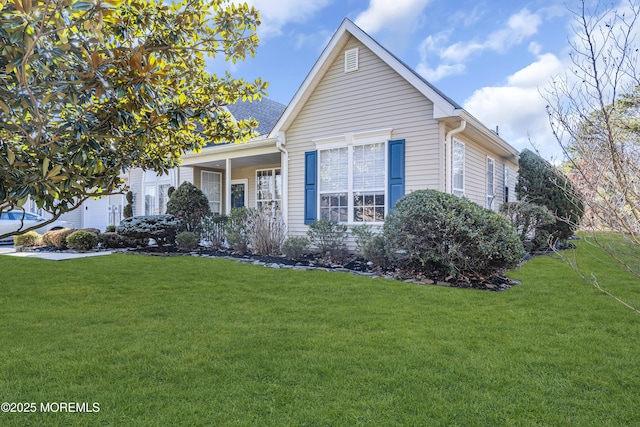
[
  {"left": 452, "top": 139, "right": 465, "bottom": 197},
  {"left": 201, "top": 170, "right": 223, "bottom": 214},
  {"left": 486, "top": 156, "right": 495, "bottom": 209},
  {"left": 317, "top": 140, "right": 387, "bottom": 224},
  {"left": 230, "top": 179, "right": 249, "bottom": 209},
  {"left": 344, "top": 47, "right": 359, "bottom": 73},
  {"left": 313, "top": 127, "right": 393, "bottom": 149},
  {"left": 269, "top": 19, "right": 457, "bottom": 137}
]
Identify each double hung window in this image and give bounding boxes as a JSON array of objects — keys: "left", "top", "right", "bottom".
[
  {"left": 319, "top": 142, "right": 386, "bottom": 223},
  {"left": 453, "top": 139, "right": 465, "bottom": 197},
  {"left": 256, "top": 168, "right": 282, "bottom": 212}
]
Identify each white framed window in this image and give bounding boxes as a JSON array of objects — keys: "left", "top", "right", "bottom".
[
  {"left": 319, "top": 141, "right": 386, "bottom": 223},
  {"left": 144, "top": 182, "right": 171, "bottom": 215},
  {"left": 256, "top": 168, "right": 282, "bottom": 211},
  {"left": 486, "top": 157, "right": 495, "bottom": 209},
  {"left": 453, "top": 139, "right": 465, "bottom": 197},
  {"left": 201, "top": 171, "right": 222, "bottom": 214}
]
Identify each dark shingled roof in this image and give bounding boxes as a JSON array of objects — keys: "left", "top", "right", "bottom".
[{"left": 227, "top": 98, "right": 287, "bottom": 136}]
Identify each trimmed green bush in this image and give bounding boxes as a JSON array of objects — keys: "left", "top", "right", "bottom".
[
  {"left": 105, "top": 225, "right": 117, "bottom": 233},
  {"left": 42, "top": 228, "right": 76, "bottom": 249},
  {"left": 362, "top": 234, "right": 393, "bottom": 269},
  {"left": 281, "top": 236, "right": 310, "bottom": 260},
  {"left": 97, "top": 232, "right": 148, "bottom": 249},
  {"left": 13, "top": 231, "right": 42, "bottom": 247},
  {"left": 307, "top": 220, "right": 348, "bottom": 254},
  {"left": 123, "top": 191, "right": 134, "bottom": 218},
  {"left": 117, "top": 215, "right": 180, "bottom": 247},
  {"left": 166, "top": 182, "right": 211, "bottom": 235},
  {"left": 176, "top": 231, "right": 198, "bottom": 251},
  {"left": 383, "top": 189, "right": 525, "bottom": 278},
  {"left": 500, "top": 200, "right": 556, "bottom": 251},
  {"left": 225, "top": 207, "right": 252, "bottom": 253},
  {"left": 517, "top": 149, "right": 584, "bottom": 244},
  {"left": 351, "top": 223, "right": 375, "bottom": 254},
  {"left": 66, "top": 230, "right": 98, "bottom": 251}
]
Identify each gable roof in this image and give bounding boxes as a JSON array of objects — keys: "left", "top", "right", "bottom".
[{"left": 269, "top": 18, "right": 518, "bottom": 158}]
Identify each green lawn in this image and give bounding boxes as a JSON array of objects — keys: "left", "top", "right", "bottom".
[{"left": 0, "top": 239, "right": 639, "bottom": 426}]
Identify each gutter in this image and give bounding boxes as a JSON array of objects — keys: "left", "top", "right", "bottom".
[
  {"left": 444, "top": 119, "right": 466, "bottom": 194},
  {"left": 276, "top": 132, "right": 289, "bottom": 225}
]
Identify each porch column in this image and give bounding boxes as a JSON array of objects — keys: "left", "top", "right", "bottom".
[{"left": 225, "top": 158, "right": 232, "bottom": 215}]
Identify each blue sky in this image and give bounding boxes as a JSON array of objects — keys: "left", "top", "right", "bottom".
[{"left": 207, "top": 0, "right": 593, "bottom": 159}]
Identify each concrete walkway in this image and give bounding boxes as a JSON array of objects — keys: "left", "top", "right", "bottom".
[{"left": 0, "top": 246, "right": 113, "bottom": 261}]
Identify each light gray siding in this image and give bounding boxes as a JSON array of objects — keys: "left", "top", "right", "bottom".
[{"left": 285, "top": 36, "right": 442, "bottom": 237}]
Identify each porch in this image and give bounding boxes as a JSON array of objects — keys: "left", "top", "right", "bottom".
[{"left": 177, "top": 138, "right": 285, "bottom": 217}]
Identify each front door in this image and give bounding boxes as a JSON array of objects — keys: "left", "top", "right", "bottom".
[{"left": 231, "top": 179, "right": 248, "bottom": 209}]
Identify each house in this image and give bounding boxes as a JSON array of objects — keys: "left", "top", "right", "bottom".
[{"left": 61, "top": 18, "right": 519, "bottom": 237}]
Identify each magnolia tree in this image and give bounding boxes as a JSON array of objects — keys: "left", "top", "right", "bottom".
[
  {"left": 545, "top": 0, "right": 640, "bottom": 311},
  {"left": 0, "top": 0, "right": 266, "bottom": 238}
]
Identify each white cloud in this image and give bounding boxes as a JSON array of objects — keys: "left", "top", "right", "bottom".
[
  {"left": 417, "top": 8, "right": 543, "bottom": 81},
  {"left": 247, "top": 0, "right": 333, "bottom": 38},
  {"left": 463, "top": 53, "right": 567, "bottom": 159},
  {"left": 354, "top": 0, "right": 432, "bottom": 34}
]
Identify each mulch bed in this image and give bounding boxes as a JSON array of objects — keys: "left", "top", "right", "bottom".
[{"left": 125, "top": 245, "right": 520, "bottom": 292}]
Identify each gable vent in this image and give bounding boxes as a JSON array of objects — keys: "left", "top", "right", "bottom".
[{"left": 344, "top": 48, "right": 359, "bottom": 73}]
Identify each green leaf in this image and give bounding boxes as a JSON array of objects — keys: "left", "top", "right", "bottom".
[{"left": 72, "top": 1, "right": 94, "bottom": 11}]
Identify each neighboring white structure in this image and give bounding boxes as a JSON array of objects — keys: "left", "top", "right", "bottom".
[{"left": 55, "top": 18, "right": 519, "bottom": 234}]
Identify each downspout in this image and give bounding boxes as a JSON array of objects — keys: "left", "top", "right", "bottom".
[
  {"left": 444, "top": 119, "right": 466, "bottom": 194},
  {"left": 276, "top": 132, "right": 289, "bottom": 225}
]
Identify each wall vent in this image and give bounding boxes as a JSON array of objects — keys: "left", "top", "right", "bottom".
[{"left": 344, "top": 48, "right": 359, "bottom": 73}]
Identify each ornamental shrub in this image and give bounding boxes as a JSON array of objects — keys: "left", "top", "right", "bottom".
[
  {"left": 166, "top": 182, "right": 211, "bottom": 235},
  {"left": 281, "top": 236, "right": 310, "bottom": 260},
  {"left": 361, "top": 234, "right": 393, "bottom": 269},
  {"left": 176, "top": 231, "right": 198, "bottom": 251},
  {"left": 248, "top": 207, "right": 287, "bottom": 256},
  {"left": 500, "top": 200, "right": 556, "bottom": 251},
  {"left": 225, "top": 207, "right": 252, "bottom": 253},
  {"left": 307, "top": 220, "right": 348, "bottom": 253},
  {"left": 123, "top": 191, "right": 134, "bottom": 218},
  {"left": 66, "top": 230, "right": 98, "bottom": 251},
  {"left": 201, "top": 214, "right": 228, "bottom": 249},
  {"left": 42, "top": 228, "right": 76, "bottom": 249},
  {"left": 517, "top": 149, "right": 584, "bottom": 243},
  {"left": 117, "top": 214, "right": 180, "bottom": 247},
  {"left": 13, "top": 231, "right": 41, "bottom": 247},
  {"left": 97, "top": 232, "right": 148, "bottom": 249},
  {"left": 383, "top": 189, "right": 525, "bottom": 278},
  {"left": 350, "top": 223, "right": 375, "bottom": 254},
  {"left": 105, "top": 225, "right": 117, "bottom": 233}
]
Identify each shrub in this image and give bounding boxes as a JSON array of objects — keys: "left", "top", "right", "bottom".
[
  {"left": 13, "top": 231, "right": 41, "bottom": 247},
  {"left": 500, "top": 200, "right": 556, "bottom": 251},
  {"left": 97, "top": 232, "right": 148, "bottom": 249},
  {"left": 281, "top": 236, "right": 310, "bottom": 260},
  {"left": 66, "top": 230, "right": 98, "bottom": 251},
  {"left": 225, "top": 207, "right": 252, "bottom": 253},
  {"left": 176, "top": 231, "right": 199, "bottom": 251},
  {"left": 307, "top": 220, "right": 348, "bottom": 253},
  {"left": 201, "top": 214, "right": 228, "bottom": 249},
  {"left": 123, "top": 191, "right": 134, "bottom": 218},
  {"left": 361, "top": 234, "right": 393, "bottom": 269},
  {"left": 105, "top": 225, "right": 116, "bottom": 233},
  {"left": 42, "top": 228, "right": 76, "bottom": 249},
  {"left": 81, "top": 227, "right": 101, "bottom": 235},
  {"left": 165, "top": 182, "right": 211, "bottom": 235},
  {"left": 117, "top": 215, "right": 180, "bottom": 247},
  {"left": 517, "top": 149, "right": 584, "bottom": 243},
  {"left": 383, "top": 189, "right": 525, "bottom": 279},
  {"left": 351, "top": 223, "right": 375, "bottom": 254},
  {"left": 248, "top": 207, "right": 287, "bottom": 256}
]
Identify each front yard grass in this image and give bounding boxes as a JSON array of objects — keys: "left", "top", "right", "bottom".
[{"left": 1, "top": 237, "right": 639, "bottom": 426}]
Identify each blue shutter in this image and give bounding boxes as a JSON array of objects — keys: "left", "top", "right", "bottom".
[
  {"left": 388, "top": 139, "right": 405, "bottom": 211},
  {"left": 304, "top": 150, "right": 318, "bottom": 224}
]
